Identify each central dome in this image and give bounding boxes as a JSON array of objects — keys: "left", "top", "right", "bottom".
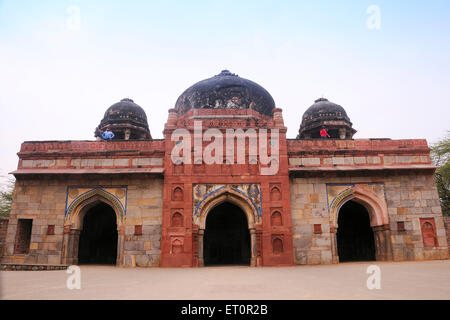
[{"left": 174, "top": 70, "right": 276, "bottom": 116}]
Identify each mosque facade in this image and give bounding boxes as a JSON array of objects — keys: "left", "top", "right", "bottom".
[{"left": 1, "top": 70, "right": 448, "bottom": 268}]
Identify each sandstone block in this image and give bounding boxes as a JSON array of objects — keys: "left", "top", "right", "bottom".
[
  {"left": 332, "top": 157, "right": 345, "bottom": 165},
  {"left": 294, "top": 237, "right": 311, "bottom": 250},
  {"left": 321, "top": 250, "right": 332, "bottom": 264},
  {"left": 288, "top": 158, "right": 302, "bottom": 166},
  {"left": 48, "top": 255, "right": 61, "bottom": 265},
  {"left": 307, "top": 251, "right": 321, "bottom": 264},
  {"left": 302, "top": 158, "right": 320, "bottom": 166},
  {"left": 354, "top": 157, "right": 366, "bottom": 164},
  {"left": 295, "top": 250, "right": 307, "bottom": 265}
]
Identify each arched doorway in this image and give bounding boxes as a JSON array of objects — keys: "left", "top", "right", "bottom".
[
  {"left": 337, "top": 200, "right": 376, "bottom": 262},
  {"left": 203, "top": 202, "right": 251, "bottom": 266},
  {"left": 78, "top": 202, "right": 118, "bottom": 265}
]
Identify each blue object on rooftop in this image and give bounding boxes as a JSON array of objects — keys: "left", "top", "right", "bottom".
[{"left": 102, "top": 130, "right": 115, "bottom": 140}]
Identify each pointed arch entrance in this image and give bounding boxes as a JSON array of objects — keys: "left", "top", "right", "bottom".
[
  {"left": 193, "top": 187, "right": 261, "bottom": 267},
  {"left": 203, "top": 202, "right": 251, "bottom": 266},
  {"left": 78, "top": 202, "right": 118, "bottom": 264},
  {"left": 337, "top": 200, "right": 376, "bottom": 262},
  {"left": 329, "top": 185, "right": 393, "bottom": 263},
  {"left": 62, "top": 193, "right": 124, "bottom": 266}
]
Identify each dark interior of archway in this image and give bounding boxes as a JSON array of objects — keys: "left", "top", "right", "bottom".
[
  {"left": 78, "top": 202, "right": 118, "bottom": 265},
  {"left": 204, "top": 202, "right": 251, "bottom": 266},
  {"left": 337, "top": 200, "right": 376, "bottom": 262}
]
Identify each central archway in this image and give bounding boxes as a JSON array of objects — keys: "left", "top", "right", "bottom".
[
  {"left": 78, "top": 202, "right": 118, "bottom": 265},
  {"left": 203, "top": 202, "right": 251, "bottom": 266},
  {"left": 337, "top": 200, "right": 376, "bottom": 262}
]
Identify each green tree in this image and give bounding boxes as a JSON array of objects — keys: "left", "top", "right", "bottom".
[
  {"left": 0, "top": 178, "right": 15, "bottom": 217},
  {"left": 431, "top": 131, "right": 450, "bottom": 216}
]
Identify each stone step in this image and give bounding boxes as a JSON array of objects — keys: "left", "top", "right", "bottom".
[{"left": 1, "top": 263, "right": 69, "bottom": 271}]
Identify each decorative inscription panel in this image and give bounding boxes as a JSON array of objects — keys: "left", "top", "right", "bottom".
[{"left": 193, "top": 183, "right": 262, "bottom": 218}]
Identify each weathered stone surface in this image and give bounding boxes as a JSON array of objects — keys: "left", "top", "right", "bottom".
[
  {"left": 132, "top": 158, "right": 163, "bottom": 166},
  {"left": 3, "top": 176, "right": 163, "bottom": 268},
  {"left": 332, "top": 157, "right": 345, "bottom": 165},
  {"left": 314, "top": 237, "right": 331, "bottom": 247},
  {"left": 294, "top": 237, "right": 311, "bottom": 250},
  {"left": 321, "top": 250, "right": 333, "bottom": 264},
  {"left": 136, "top": 254, "right": 150, "bottom": 267},
  {"left": 307, "top": 251, "right": 321, "bottom": 265},
  {"left": 294, "top": 250, "right": 307, "bottom": 265},
  {"left": 302, "top": 158, "right": 320, "bottom": 166},
  {"left": 5, "top": 100, "right": 447, "bottom": 269},
  {"left": 290, "top": 170, "right": 447, "bottom": 265}
]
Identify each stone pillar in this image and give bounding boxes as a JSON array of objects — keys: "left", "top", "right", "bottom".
[
  {"left": 373, "top": 224, "right": 393, "bottom": 261},
  {"left": 256, "top": 229, "right": 263, "bottom": 267},
  {"left": 63, "top": 229, "right": 80, "bottom": 265},
  {"left": 116, "top": 225, "right": 125, "bottom": 267},
  {"left": 198, "top": 229, "right": 204, "bottom": 267},
  {"left": 124, "top": 128, "right": 131, "bottom": 140},
  {"left": 330, "top": 226, "right": 339, "bottom": 264},
  {"left": 164, "top": 108, "right": 178, "bottom": 131},
  {"left": 273, "top": 108, "right": 284, "bottom": 127},
  {"left": 250, "top": 228, "right": 256, "bottom": 267},
  {"left": 61, "top": 227, "right": 70, "bottom": 264}
]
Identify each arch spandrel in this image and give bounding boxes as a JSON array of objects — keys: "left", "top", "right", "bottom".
[
  {"left": 65, "top": 187, "right": 127, "bottom": 217},
  {"left": 328, "top": 184, "right": 389, "bottom": 228},
  {"left": 64, "top": 189, "right": 125, "bottom": 230},
  {"left": 192, "top": 185, "right": 261, "bottom": 229}
]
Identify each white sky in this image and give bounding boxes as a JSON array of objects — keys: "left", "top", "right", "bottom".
[{"left": 1, "top": 1, "right": 449, "bottom": 187}]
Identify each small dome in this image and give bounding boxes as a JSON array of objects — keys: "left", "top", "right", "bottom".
[
  {"left": 95, "top": 98, "right": 151, "bottom": 140},
  {"left": 174, "top": 70, "right": 276, "bottom": 116},
  {"left": 298, "top": 98, "right": 356, "bottom": 139}
]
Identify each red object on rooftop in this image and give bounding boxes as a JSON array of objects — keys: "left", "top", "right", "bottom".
[{"left": 320, "top": 128, "right": 330, "bottom": 138}]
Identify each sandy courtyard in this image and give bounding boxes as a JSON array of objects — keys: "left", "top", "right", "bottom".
[{"left": 1, "top": 260, "right": 449, "bottom": 300}]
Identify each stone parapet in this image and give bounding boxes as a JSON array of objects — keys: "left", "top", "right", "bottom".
[
  {"left": 11, "top": 140, "right": 166, "bottom": 176},
  {"left": 18, "top": 140, "right": 165, "bottom": 156},
  {"left": 288, "top": 139, "right": 434, "bottom": 172}
]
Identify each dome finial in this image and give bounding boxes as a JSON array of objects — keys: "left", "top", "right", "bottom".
[
  {"left": 314, "top": 97, "right": 328, "bottom": 103},
  {"left": 216, "top": 69, "right": 238, "bottom": 77},
  {"left": 121, "top": 98, "right": 134, "bottom": 103}
]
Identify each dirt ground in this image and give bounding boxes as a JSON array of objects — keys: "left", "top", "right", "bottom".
[{"left": 1, "top": 260, "right": 449, "bottom": 300}]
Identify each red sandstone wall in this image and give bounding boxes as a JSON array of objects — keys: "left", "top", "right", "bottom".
[{"left": 160, "top": 108, "right": 294, "bottom": 267}]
